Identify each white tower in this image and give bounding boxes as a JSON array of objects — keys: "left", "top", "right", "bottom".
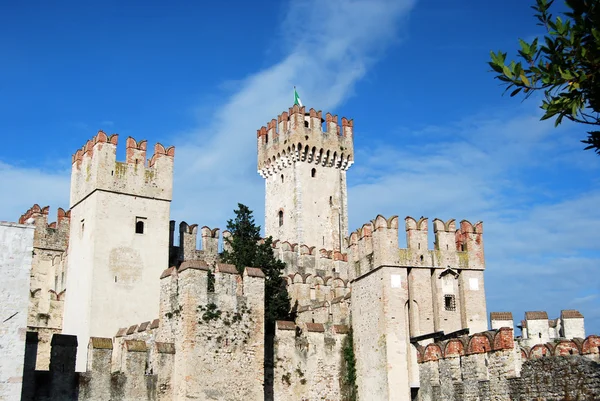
[
  {"left": 63, "top": 132, "right": 174, "bottom": 370},
  {"left": 257, "top": 105, "right": 354, "bottom": 250}
]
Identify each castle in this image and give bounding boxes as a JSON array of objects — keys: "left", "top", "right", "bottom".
[{"left": 1, "top": 104, "right": 598, "bottom": 401}]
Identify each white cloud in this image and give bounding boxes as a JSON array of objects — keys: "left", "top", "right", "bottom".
[
  {"left": 345, "top": 104, "right": 600, "bottom": 333},
  {"left": 169, "top": 0, "right": 417, "bottom": 227},
  {"left": 0, "top": 162, "right": 70, "bottom": 222}
]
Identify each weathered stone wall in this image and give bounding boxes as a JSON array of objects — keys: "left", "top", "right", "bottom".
[
  {"left": 349, "top": 216, "right": 487, "bottom": 335},
  {"left": 258, "top": 105, "right": 353, "bottom": 251},
  {"left": 0, "top": 222, "right": 34, "bottom": 400},
  {"left": 417, "top": 328, "right": 600, "bottom": 401},
  {"left": 18, "top": 204, "right": 69, "bottom": 369},
  {"left": 169, "top": 221, "right": 220, "bottom": 267},
  {"left": 63, "top": 131, "right": 174, "bottom": 371},
  {"left": 160, "top": 262, "right": 265, "bottom": 400},
  {"left": 508, "top": 355, "right": 600, "bottom": 400},
  {"left": 352, "top": 264, "right": 412, "bottom": 401},
  {"left": 273, "top": 321, "right": 348, "bottom": 401}
]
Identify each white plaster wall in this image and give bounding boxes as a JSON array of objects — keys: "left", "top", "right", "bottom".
[
  {"left": 63, "top": 191, "right": 170, "bottom": 371},
  {"left": 0, "top": 222, "right": 34, "bottom": 400},
  {"left": 491, "top": 319, "right": 514, "bottom": 330},
  {"left": 562, "top": 318, "right": 585, "bottom": 339}
]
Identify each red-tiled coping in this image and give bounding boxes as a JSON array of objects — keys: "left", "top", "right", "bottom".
[
  {"left": 561, "top": 309, "right": 584, "bottom": 319},
  {"left": 245, "top": 267, "right": 265, "bottom": 278},
  {"left": 150, "top": 319, "right": 159, "bottom": 329},
  {"left": 216, "top": 263, "right": 238, "bottom": 274},
  {"left": 179, "top": 260, "right": 209, "bottom": 273},
  {"left": 90, "top": 337, "right": 113, "bottom": 349},
  {"left": 305, "top": 323, "right": 325, "bottom": 333},
  {"left": 155, "top": 342, "right": 175, "bottom": 354},
  {"left": 490, "top": 312, "right": 513, "bottom": 320},
  {"left": 138, "top": 321, "right": 150, "bottom": 332},
  {"left": 160, "top": 266, "right": 175, "bottom": 279},
  {"left": 333, "top": 325, "right": 349, "bottom": 334},
  {"left": 525, "top": 311, "right": 548, "bottom": 320},
  {"left": 125, "top": 340, "right": 147, "bottom": 352},
  {"left": 126, "top": 325, "right": 138, "bottom": 335},
  {"left": 276, "top": 321, "right": 296, "bottom": 331}
]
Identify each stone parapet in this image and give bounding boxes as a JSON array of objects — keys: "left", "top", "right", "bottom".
[
  {"left": 257, "top": 105, "right": 354, "bottom": 176},
  {"left": 70, "top": 131, "right": 174, "bottom": 207},
  {"left": 274, "top": 321, "right": 349, "bottom": 401}
]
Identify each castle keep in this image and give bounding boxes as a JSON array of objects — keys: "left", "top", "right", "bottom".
[{"left": 2, "top": 104, "right": 598, "bottom": 401}]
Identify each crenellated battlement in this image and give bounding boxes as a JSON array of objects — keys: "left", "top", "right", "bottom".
[
  {"left": 417, "top": 327, "right": 600, "bottom": 401},
  {"left": 169, "top": 221, "right": 221, "bottom": 267},
  {"left": 18, "top": 204, "right": 70, "bottom": 251},
  {"left": 70, "top": 131, "right": 175, "bottom": 207},
  {"left": 348, "top": 215, "right": 485, "bottom": 279},
  {"left": 271, "top": 240, "right": 349, "bottom": 281},
  {"left": 257, "top": 105, "right": 354, "bottom": 177}
]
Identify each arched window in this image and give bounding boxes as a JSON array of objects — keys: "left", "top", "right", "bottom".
[
  {"left": 311, "top": 168, "right": 316, "bottom": 178},
  {"left": 136, "top": 220, "right": 144, "bottom": 234},
  {"left": 304, "top": 120, "right": 309, "bottom": 128},
  {"left": 135, "top": 217, "right": 146, "bottom": 234},
  {"left": 278, "top": 210, "right": 284, "bottom": 227}
]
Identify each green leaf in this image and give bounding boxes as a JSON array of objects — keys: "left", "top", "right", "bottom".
[
  {"left": 502, "top": 65, "right": 513, "bottom": 79},
  {"left": 520, "top": 74, "right": 531, "bottom": 86},
  {"left": 510, "top": 88, "right": 522, "bottom": 96}
]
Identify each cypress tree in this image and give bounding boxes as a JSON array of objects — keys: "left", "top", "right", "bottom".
[{"left": 221, "top": 203, "right": 291, "bottom": 331}]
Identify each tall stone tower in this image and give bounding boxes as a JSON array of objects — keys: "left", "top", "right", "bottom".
[
  {"left": 257, "top": 105, "right": 354, "bottom": 250},
  {"left": 62, "top": 132, "right": 174, "bottom": 370}
]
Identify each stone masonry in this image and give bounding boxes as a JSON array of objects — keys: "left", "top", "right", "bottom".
[
  {"left": 5, "top": 104, "right": 599, "bottom": 400},
  {"left": 0, "top": 221, "right": 34, "bottom": 400}
]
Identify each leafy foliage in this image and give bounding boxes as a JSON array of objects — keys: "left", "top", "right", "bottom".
[
  {"left": 341, "top": 329, "right": 357, "bottom": 401},
  {"left": 489, "top": 0, "right": 600, "bottom": 153},
  {"left": 221, "top": 203, "right": 291, "bottom": 331}
]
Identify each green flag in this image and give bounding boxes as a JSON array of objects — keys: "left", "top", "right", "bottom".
[{"left": 294, "top": 87, "right": 303, "bottom": 107}]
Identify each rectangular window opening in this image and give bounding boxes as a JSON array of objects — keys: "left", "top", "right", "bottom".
[{"left": 444, "top": 295, "right": 456, "bottom": 311}]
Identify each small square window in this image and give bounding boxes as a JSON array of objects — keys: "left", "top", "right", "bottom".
[
  {"left": 135, "top": 217, "right": 146, "bottom": 234},
  {"left": 444, "top": 295, "right": 456, "bottom": 311}
]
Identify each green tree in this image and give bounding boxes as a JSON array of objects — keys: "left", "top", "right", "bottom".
[
  {"left": 221, "top": 203, "right": 291, "bottom": 331},
  {"left": 489, "top": 0, "right": 600, "bottom": 154}
]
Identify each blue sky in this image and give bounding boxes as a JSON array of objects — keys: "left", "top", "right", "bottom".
[{"left": 1, "top": 0, "right": 598, "bottom": 334}]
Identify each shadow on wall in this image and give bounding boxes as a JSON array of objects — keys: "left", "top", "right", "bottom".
[{"left": 21, "top": 332, "right": 79, "bottom": 401}]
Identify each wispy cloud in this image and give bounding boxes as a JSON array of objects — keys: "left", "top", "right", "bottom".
[{"left": 169, "top": 0, "right": 417, "bottom": 226}]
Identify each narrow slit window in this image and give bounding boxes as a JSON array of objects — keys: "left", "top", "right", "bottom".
[
  {"left": 281, "top": 174, "right": 284, "bottom": 183},
  {"left": 311, "top": 168, "right": 316, "bottom": 178},
  {"left": 278, "top": 211, "right": 284, "bottom": 227},
  {"left": 135, "top": 217, "right": 146, "bottom": 234}
]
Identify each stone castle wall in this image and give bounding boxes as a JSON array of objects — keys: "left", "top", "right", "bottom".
[
  {"left": 63, "top": 131, "right": 174, "bottom": 371},
  {"left": 0, "top": 222, "right": 34, "bottom": 400},
  {"left": 18, "top": 205, "right": 70, "bottom": 369},
  {"left": 159, "top": 262, "right": 265, "bottom": 400},
  {"left": 273, "top": 321, "right": 348, "bottom": 401},
  {"left": 258, "top": 105, "right": 353, "bottom": 251},
  {"left": 417, "top": 327, "right": 600, "bottom": 401}
]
